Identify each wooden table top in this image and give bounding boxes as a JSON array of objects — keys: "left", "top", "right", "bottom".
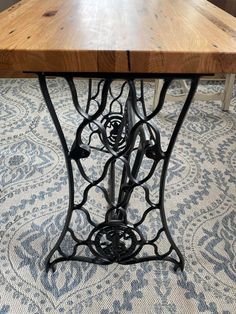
[{"left": 0, "top": 0, "right": 236, "bottom": 74}]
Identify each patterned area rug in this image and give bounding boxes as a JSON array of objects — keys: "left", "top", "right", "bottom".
[{"left": 0, "top": 78, "right": 236, "bottom": 314}]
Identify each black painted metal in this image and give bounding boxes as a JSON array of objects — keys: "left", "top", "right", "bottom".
[{"left": 38, "top": 73, "right": 200, "bottom": 272}]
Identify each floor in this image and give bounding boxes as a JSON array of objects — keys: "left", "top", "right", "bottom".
[{"left": 0, "top": 78, "right": 236, "bottom": 313}]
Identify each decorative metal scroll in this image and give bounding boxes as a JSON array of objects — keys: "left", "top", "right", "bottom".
[{"left": 38, "top": 73, "right": 199, "bottom": 272}]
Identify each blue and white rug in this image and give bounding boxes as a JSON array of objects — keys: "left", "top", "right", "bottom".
[{"left": 0, "top": 78, "right": 236, "bottom": 314}]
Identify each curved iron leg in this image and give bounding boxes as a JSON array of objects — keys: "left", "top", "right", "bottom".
[
  {"left": 158, "top": 78, "right": 199, "bottom": 271},
  {"left": 126, "top": 78, "right": 199, "bottom": 271},
  {"left": 38, "top": 74, "right": 75, "bottom": 271}
]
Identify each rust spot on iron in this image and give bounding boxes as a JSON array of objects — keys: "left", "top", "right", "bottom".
[{"left": 43, "top": 10, "right": 58, "bottom": 17}]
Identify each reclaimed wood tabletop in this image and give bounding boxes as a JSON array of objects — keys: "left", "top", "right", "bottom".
[{"left": 0, "top": 0, "right": 236, "bottom": 74}]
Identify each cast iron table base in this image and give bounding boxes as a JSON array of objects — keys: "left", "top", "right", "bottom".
[{"left": 37, "top": 72, "right": 200, "bottom": 272}]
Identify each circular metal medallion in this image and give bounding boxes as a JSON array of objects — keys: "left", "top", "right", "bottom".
[
  {"left": 89, "top": 223, "right": 142, "bottom": 262},
  {"left": 101, "top": 113, "right": 126, "bottom": 149}
]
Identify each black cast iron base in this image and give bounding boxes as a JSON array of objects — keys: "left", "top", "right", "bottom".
[{"left": 37, "top": 72, "right": 200, "bottom": 272}]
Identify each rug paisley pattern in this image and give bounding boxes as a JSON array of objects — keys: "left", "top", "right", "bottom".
[{"left": 0, "top": 78, "right": 236, "bottom": 314}]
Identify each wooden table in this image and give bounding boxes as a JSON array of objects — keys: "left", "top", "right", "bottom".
[{"left": 0, "top": 0, "right": 236, "bottom": 272}]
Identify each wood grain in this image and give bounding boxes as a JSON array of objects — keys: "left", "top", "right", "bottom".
[
  {"left": 0, "top": 70, "right": 35, "bottom": 77},
  {"left": 0, "top": 0, "right": 236, "bottom": 74}
]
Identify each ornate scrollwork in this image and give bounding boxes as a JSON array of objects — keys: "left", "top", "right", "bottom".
[
  {"left": 88, "top": 223, "right": 144, "bottom": 262},
  {"left": 101, "top": 113, "right": 126, "bottom": 150},
  {"left": 38, "top": 73, "right": 200, "bottom": 272}
]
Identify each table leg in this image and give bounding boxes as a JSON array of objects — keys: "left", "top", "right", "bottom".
[{"left": 37, "top": 73, "right": 199, "bottom": 273}]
